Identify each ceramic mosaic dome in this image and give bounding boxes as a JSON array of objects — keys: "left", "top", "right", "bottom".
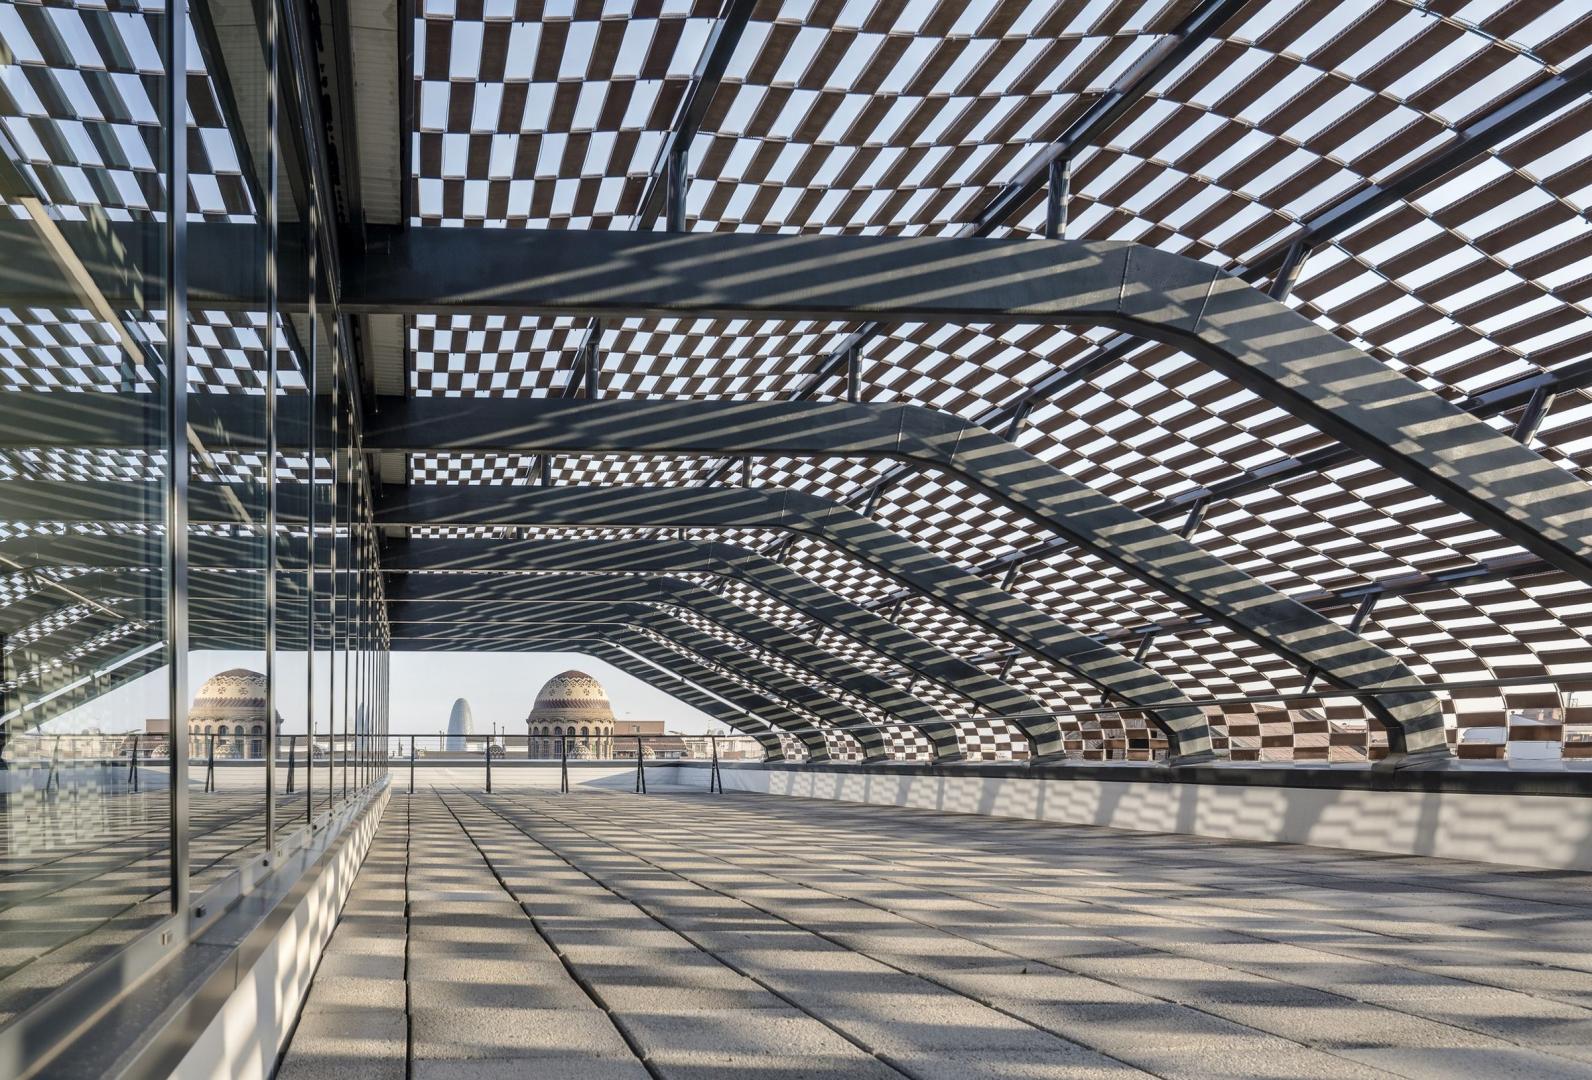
[
  {"left": 529, "top": 670, "right": 613, "bottom": 719},
  {"left": 191, "top": 668, "right": 274, "bottom": 725}
]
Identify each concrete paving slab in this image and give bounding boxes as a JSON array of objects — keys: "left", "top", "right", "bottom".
[
  {"left": 1337, "top": 1045, "right": 1592, "bottom": 1079},
  {"left": 411, "top": 1058, "right": 651, "bottom": 1080},
  {"left": 279, "top": 789, "right": 1592, "bottom": 1080},
  {"left": 883, "top": 1047, "right": 1146, "bottom": 1080},
  {"left": 408, "top": 975, "right": 593, "bottom": 1011},
  {"left": 594, "top": 983, "right": 791, "bottom": 1013},
  {"left": 410, "top": 1006, "right": 634, "bottom": 1061},
  {"left": 279, "top": 1008, "right": 407, "bottom": 1068},
  {"left": 300, "top": 974, "right": 408, "bottom": 1012},
  {"left": 613, "top": 1006, "right": 876, "bottom": 1060},
  {"left": 312, "top": 950, "right": 407, "bottom": 980}
]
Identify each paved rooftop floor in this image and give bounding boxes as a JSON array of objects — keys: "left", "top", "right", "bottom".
[{"left": 278, "top": 789, "right": 1592, "bottom": 1079}]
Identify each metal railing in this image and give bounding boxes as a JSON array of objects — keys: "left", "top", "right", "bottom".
[
  {"left": 386, "top": 733, "right": 748, "bottom": 794},
  {"left": 12, "top": 706, "right": 1590, "bottom": 797}
]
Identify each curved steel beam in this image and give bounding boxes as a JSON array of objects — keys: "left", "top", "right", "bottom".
[
  {"left": 5, "top": 633, "right": 162, "bottom": 704},
  {"left": 399, "top": 627, "right": 803, "bottom": 762},
  {"left": 11, "top": 224, "right": 1591, "bottom": 596},
  {"left": 0, "top": 531, "right": 344, "bottom": 573},
  {"left": 0, "top": 528, "right": 1042, "bottom": 739},
  {"left": 387, "top": 569, "right": 962, "bottom": 760},
  {"left": 580, "top": 641, "right": 786, "bottom": 762},
  {"left": 620, "top": 613, "right": 890, "bottom": 761},
  {"left": 340, "top": 227, "right": 1592, "bottom": 607},
  {"left": 0, "top": 571, "right": 326, "bottom": 636},
  {"left": 386, "top": 536, "right": 1047, "bottom": 723},
  {"left": 375, "top": 484, "right": 1214, "bottom": 764},
  {"left": 369, "top": 398, "right": 1449, "bottom": 763},
  {"left": 4, "top": 610, "right": 132, "bottom": 676},
  {"left": 646, "top": 584, "right": 957, "bottom": 760},
  {"left": 394, "top": 603, "right": 892, "bottom": 762},
  {"left": 3, "top": 650, "right": 166, "bottom": 731},
  {"left": 405, "top": 617, "right": 828, "bottom": 761},
  {"left": 484, "top": 634, "right": 786, "bottom": 761}
]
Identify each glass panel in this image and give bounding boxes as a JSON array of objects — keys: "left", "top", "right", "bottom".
[
  {"left": 312, "top": 329, "right": 342, "bottom": 817},
  {"left": 270, "top": 0, "right": 313, "bottom": 838},
  {"left": 304, "top": 244, "right": 334, "bottom": 820},
  {"left": 275, "top": 305, "right": 312, "bottom": 830},
  {"left": 185, "top": 0, "right": 272, "bottom": 887},
  {"left": 332, "top": 372, "right": 348, "bottom": 807},
  {"left": 0, "top": 0, "right": 388, "bottom": 1028},
  {"left": 0, "top": 0, "right": 176, "bottom": 1016}
]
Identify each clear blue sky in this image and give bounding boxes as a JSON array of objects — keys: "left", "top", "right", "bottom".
[{"left": 42, "top": 649, "right": 719, "bottom": 736}]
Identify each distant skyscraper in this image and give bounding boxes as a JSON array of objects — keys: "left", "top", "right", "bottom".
[{"left": 445, "top": 698, "right": 474, "bottom": 752}]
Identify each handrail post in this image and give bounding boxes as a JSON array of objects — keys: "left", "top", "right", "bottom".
[
  {"left": 286, "top": 733, "right": 296, "bottom": 794},
  {"left": 710, "top": 734, "right": 721, "bottom": 794},
  {"left": 484, "top": 735, "right": 492, "bottom": 794},
  {"left": 560, "top": 735, "right": 568, "bottom": 794},
  {"left": 409, "top": 735, "right": 416, "bottom": 795},
  {"left": 129, "top": 734, "right": 139, "bottom": 793},
  {"left": 635, "top": 735, "right": 646, "bottom": 794},
  {"left": 47, "top": 736, "right": 60, "bottom": 793},
  {"left": 205, "top": 732, "right": 215, "bottom": 793}
]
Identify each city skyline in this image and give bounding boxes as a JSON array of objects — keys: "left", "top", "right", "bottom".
[
  {"left": 40, "top": 650, "right": 720, "bottom": 737},
  {"left": 388, "top": 651, "right": 718, "bottom": 736}
]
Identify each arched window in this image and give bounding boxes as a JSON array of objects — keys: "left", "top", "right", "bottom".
[
  {"left": 580, "top": 726, "right": 589, "bottom": 737},
  {"left": 553, "top": 726, "right": 563, "bottom": 737},
  {"left": 218, "top": 725, "right": 229, "bottom": 737}
]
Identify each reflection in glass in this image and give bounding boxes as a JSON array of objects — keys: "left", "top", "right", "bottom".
[
  {"left": 0, "top": 0, "right": 387, "bottom": 1022},
  {"left": 0, "top": 0, "right": 179, "bottom": 1018}
]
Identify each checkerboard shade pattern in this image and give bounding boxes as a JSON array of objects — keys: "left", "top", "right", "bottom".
[
  {"left": 391, "top": 0, "right": 1592, "bottom": 760},
  {"left": 10, "top": 0, "right": 1592, "bottom": 762}
]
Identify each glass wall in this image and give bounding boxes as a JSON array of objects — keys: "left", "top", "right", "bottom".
[
  {"left": 184, "top": 0, "right": 272, "bottom": 890},
  {"left": 0, "top": 0, "right": 388, "bottom": 1021}
]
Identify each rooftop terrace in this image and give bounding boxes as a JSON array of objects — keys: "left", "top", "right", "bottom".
[{"left": 280, "top": 789, "right": 1592, "bottom": 1080}]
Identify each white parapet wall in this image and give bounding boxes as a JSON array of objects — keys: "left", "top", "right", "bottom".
[
  {"left": 403, "top": 761, "right": 660, "bottom": 790},
  {"left": 688, "top": 765, "right": 1592, "bottom": 872},
  {"left": 171, "top": 784, "right": 390, "bottom": 1080}
]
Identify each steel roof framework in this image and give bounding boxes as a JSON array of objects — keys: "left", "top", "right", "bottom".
[{"left": 4, "top": 0, "right": 1592, "bottom": 764}]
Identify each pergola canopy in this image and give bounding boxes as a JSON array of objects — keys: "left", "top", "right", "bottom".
[{"left": 5, "top": 0, "right": 1592, "bottom": 764}]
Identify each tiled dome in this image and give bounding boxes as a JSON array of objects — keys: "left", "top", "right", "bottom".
[
  {"left": 191, "top": 668, "right": 271, "bottom": 723},
  {"left": 527, "top": 670, "right": 615, "bottom": 729},
  {"left": 532, "top": 670, "right": 611, "bottom": 714}
]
